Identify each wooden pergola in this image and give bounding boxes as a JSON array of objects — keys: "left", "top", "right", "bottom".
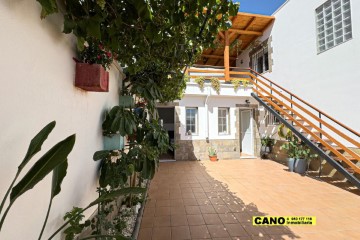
[{"left": 197, "top": 12, "right": 275, "bottom": 80}]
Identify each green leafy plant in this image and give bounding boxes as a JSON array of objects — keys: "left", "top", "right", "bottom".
[
  {"left": 195, "top": 77, "right": 205, "bottom": 91},
  {"left": 280, "top": 137, "right": 299, "bottom": 158},
  {"left": 210, "top": 77, "right": 220, "bottom": 94},
  {"left": 231, "top": 79, "right": 242, "bottom": 90},
  {"left": 208, "top": 147, "right": 217, "bottom": 157},
  {"left": 0, "top": 121, "right": 76, "bottom": 233},
  {"left": 79, "top": 39, "right": 115, "bottom": 69},
  {"left": 261, "top": 136, "right": 275, "bottom": 147},
  {"left": 295, "top": 142, "right": 318, "bottom": 161}
]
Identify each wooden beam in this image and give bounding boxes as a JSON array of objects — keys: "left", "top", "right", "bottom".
[
  {"left": 228, "top": 29, "right": 262, "bottom": 36},
  {"left": 218, "top": 31, "right": 225, "bottom": 40},
  {"left": 244, "top": 17, "right": 256, "bottom": 30},
  {"left": 224, "top": 31, "right": 230, "bottom": 81},
  {"left": 201, "top": 54, "right": 236, "bottom": 60}
]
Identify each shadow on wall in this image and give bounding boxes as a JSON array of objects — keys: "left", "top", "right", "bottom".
[
  {"left": 144, "top": 161, "right": 299, "bottom": 240},
  {"left": 175, "top": 107, "right": 197, "bottom": 161}
]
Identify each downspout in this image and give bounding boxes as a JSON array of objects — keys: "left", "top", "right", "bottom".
[{"left": 205, "top": 85, "right": 211, "bottom": 143}]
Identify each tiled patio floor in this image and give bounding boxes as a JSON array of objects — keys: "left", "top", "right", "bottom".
[{"left": 139, "top": 159, "right": 360, "bottom": 240}]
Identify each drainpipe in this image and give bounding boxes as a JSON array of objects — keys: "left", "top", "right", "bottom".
[{"left": 205, "top": 85, "right": 211, "bottom": 143}]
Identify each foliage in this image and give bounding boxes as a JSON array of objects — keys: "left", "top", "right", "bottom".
[
  {"left": 0, "top": 121, "right": 75, "bottom": 234},
  {"left": 278, "top": 123, "right": 293, "bottom": 141},
  {"left": 261, "top": 136, "right": 275, "bottom": 147},
  {"left": 208, "top": 147, "right": 217, "bottom": 156},
  {"left": 210, "top": 77, "right": 220, "bottom": 94},
  {"left": 79, "top": 39, "right": 115, "bottom": 69},
  {"left": 231, "top": 78, "right": 250, "bottom": 90},
  {"left": 295, "top": 142, "right": 318, "bottom": 161},
  {"left": 37, "top": 0, "right": 239, "bottom": 103},
  {"left": 231, "top": 79, "right": 242, "bottom": 90},
  {"left": 280, "top": 136, "right": 299, "bottom": 158},
  {"left": 194, "top": 77, "right": 205, "bottom": 91}
]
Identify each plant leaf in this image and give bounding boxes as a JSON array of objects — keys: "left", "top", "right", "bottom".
[
  {"left": 51, "top": 160, "right": 68, "bottom": 198},
  {"left": 93, "top": 150, "right": 111, "bottom": 161},
  {"left": 89, "top": 187, "right": 145, "bottom": 207},
  {"left": 37, "top": 0, "right": 59, "bottom": 19},
  {"left": 10, "top": 134, "right": 76, "bottom": 202},
  {"left": 19, "top": 121, "right": 56, "bottom": 171}
]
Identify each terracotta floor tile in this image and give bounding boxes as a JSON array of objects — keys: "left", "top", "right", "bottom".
[
  {"left": 189, "top": 225, "right": 211, "bottom": 239},
  {"left": 144, "top": 160, "right": 360, "bottom": 240},
  {"left": 157, "top": 199, "right": 171, "bottom": 207},
  {"left": 171, "top": 206, "right": 186, "bottom": 215},
  {"left": 171, "top": 214, "right": 188, "bottom": 226},
  {"left": 156, "top": 206, "right": 171, "bottom": 216},
  {"left": 138, "top": 227, "right": 153, "bottom": 240},
  {"left": 214, "top": 205, "right": 231, "bottom": 214},
  {"left": 140, "top": 216, "right": 154, "bottom": 228},
  {"left": 224, "top": 223, "right": 249, "bottom": 237},
  {"left": 183, "top": 198, "right": 199, "bottom": 206},
  {"left": 171, "top": 199, "right": 185, "bottom": 207},
  {"left": 202, "top": 213, "right": 222, "bottom": 225},
  {"left": 187, "top": 214, "right": 205, "bottom": 225},
  {"left": 185, "top": 206, "right": 202, "bottom": 215},
  {"left": 154, "top": 216, "right": 171, "bottom": 227},
  {"left": 197, "top": 198, "right": 212, "bottom": 206},
  {"left": 207, "top": 224, "right": 230, "bottom": 238},
  {"left": 143, "top": 207, "right": 155, "bottom": 217},
  {"left": 200, "top": 205, "right": 217, "bottom": 214},
  {"left": 152, "top": 227, "right": 171, "bottom": 240},
  {"left": 171, "top": 226, "right": 191, "bottom": 240},
  {"left": 219, "top": 213, "right": 238, "bottom": 224}
]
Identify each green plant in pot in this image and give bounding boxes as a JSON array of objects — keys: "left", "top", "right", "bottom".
[
  {"left": 208, "top": 147, "right": 217, "bottom": 162},
  {"left": 260, "top": 136, "right": 275, "bottom": 157},
  {"left": 278, "top": 124, "right": 297, "bottom": 172},
  {"left": 294, "top": 142, "right": 318, "bottom": 175}
]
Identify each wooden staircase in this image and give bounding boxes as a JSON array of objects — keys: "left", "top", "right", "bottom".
[{"left": 245, "top": 69, "right": 360, "bottom": 188}]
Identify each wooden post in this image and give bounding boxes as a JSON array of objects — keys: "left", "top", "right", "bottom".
[{"left": 224, "top": 30, "right": 230, "bottom": 81}]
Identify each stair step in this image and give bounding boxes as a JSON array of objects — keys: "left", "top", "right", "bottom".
[
  {"left": 346, "top": 168, "right": 355, "bottom": 174},
  {"left": 334, "top": 156, "right": 359, "bottom": 162}
]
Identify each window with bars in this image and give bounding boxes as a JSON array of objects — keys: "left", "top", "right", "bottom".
[
  {"left": 218, "top": 108, "right": 229, "bottom": 135},
  {"left": 265, "top": 110, "right": 280, "bottom": 126},
  {"left": 316, "top": 0, "right": 352, "bottom": 53},
  {"left": 186, "top": 108, "right": 198, "bottom": 135},
  {"left": 251, "top": 46, "right": 269, "bottom": 74}
]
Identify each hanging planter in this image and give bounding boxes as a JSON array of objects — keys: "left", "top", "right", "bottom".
[
  {"left": 104, "top": 134, "right": 124, "bottom": 150},
  {"left": 75, "top": 62, "right": 109, "bottom": 92}
]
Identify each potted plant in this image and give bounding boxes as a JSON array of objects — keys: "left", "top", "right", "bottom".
[
  {"left": 294, "top": 142, "right": 318, "bottom": 174},
  {"left": 279, "top": 124, "right": 297, "bottom": 172},
  {"left": 280, "top": 137, "right": 298, "bottom": 172},
  {"left": 260, "top": 136, "right": 275, "bottom": 156},
  {"left": 74, "top": 39, "right": 115, "bottom": 92},
  {"left": 208, "top": 147, "right": 218, "bottom": 161}
]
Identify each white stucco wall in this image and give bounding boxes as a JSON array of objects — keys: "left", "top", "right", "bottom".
[
  {"left": 178, "top": 90, "right": 257, "bottom": 141},
  {"left": 0, "top": 1, "right": 121, "bottom": 239},
  {"left": 237, "top": 0, "right": 360, "bottom": 144}
]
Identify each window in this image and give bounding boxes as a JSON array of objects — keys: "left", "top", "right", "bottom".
[
  {"left": 316, "top": 0, "right": 352, "bottom": 53},
  {"left": 265, "top": 110, "right": 280, "bottom": 126},
  {"left": 251, "top": 46, "right": 269, "bottom": 74},
  {"left": 218, "top": 108, "right": 229, "bottom": 134},
  {"left": 186, "top": 108, "right": 198, "bottom": 135}
]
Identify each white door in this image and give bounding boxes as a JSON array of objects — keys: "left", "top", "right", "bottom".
[{"left": 241, "top": 110, "right": 253, "bottom": 155}]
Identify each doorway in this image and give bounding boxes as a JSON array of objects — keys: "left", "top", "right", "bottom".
[
  {"left": 157, "top": 107, "right": 175, "bottom": 161},
  {"left": 240, "top": 109, "right": 254, "bottom": 157}
]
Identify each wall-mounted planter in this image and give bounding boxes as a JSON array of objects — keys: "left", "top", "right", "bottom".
[
  {"left": 104, "top": 134, "right": 124, "bottom": 150},
  {"left": 75, "top": 63, "right": 109, "bottom": 92}
]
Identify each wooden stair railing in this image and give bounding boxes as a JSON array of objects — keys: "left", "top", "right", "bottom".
[{"left": 186, "top": 67, "right": 360, "bottom": 187}]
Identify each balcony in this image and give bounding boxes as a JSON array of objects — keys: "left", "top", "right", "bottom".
[{"left": 184, "top": 66, "right": 254, "bottom": 97}]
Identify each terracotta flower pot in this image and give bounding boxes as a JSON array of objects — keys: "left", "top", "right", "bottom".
[
  {"left": 75, "top": 63, "right": 109, "bottom": 92},
  {"left": 209, "top": 155, "right": 218, "bottom": 162}
]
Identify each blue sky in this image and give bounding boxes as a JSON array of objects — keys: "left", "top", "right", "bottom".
[{"left": 234, "top": 0, "right": 287, "bottom": 15}]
